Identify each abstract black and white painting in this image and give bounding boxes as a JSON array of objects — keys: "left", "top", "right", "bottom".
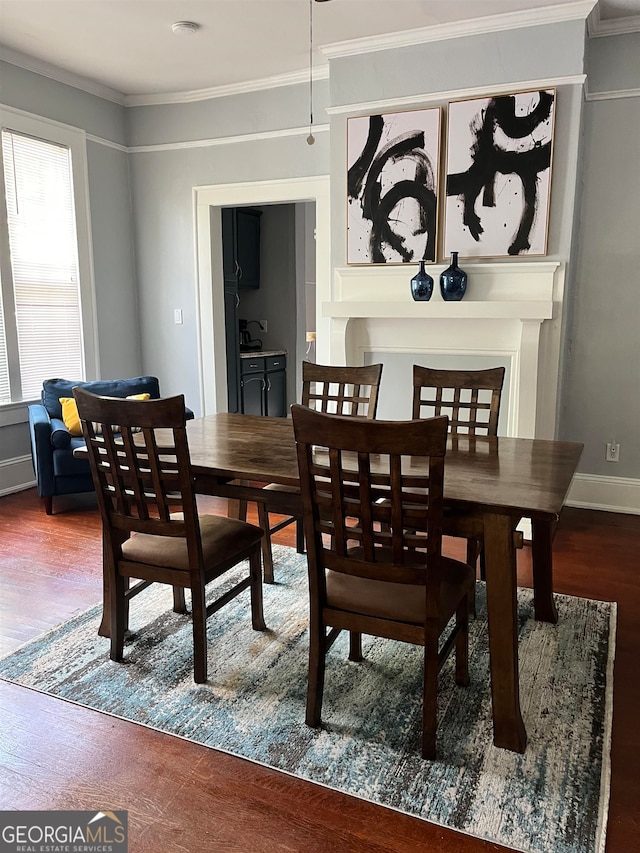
[
  {"left": 444, "top": 89, "right": 556, "bottom": 258},
  {"left": 347, "top": 108, "right": 441, "bottom": 264}
]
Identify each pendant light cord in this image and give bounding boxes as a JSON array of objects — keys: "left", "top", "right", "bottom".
[{"left": 307, "top": 0, "right": 315, "bottom": 144}]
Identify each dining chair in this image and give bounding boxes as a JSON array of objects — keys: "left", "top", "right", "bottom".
[
  {"left": 74, "top": 387, "right": 266, "bottom": 683},
  {"left": 412, "top": 366, "right": 505, "bottom": 438},
  {"left": 258, "top": 361, "right": 383, "bottom": 583},
  {"left": 292, "top": 404, "right": 474, "bottom": 760},
  {"left": 412, "top": 365, "right": 515, "bottom": 585}
]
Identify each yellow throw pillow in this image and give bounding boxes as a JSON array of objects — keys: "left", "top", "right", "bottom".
[
  {"left": 60, "top": 397, "right": 82, "bottom": 436},
  {"left": 59, "top": 393, "right": 151, "bottom": 436}
]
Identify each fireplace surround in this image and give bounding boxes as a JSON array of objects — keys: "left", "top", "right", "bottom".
[{"left": 324, "top": 261, "right": 564, "bottom": 440}]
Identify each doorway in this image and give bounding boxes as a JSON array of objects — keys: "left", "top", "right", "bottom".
[
  {"left": 194, "top": 176, "right": 330, "bottom": 416},
  {"left": 222, "top": 202, "right": 315, "bottom": 413}
]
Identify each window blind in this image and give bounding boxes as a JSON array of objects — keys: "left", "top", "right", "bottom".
[
  {"left": 0, "top": 286, "right": 9, "bottom": 403},
  {"left": 1, "top": 129, "right": 83, "bottom": 401}
]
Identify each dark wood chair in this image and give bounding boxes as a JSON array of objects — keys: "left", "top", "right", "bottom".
[
  {"left": 412, "top": 366, "right": 505, "bottom": 437},
  {"left": 258, "top": 361, "right": 383, "bottom": 583},
  {"left": 291, "top": 404, "right": 474, "bottom": 760},
  {"left": 74, "top": 387, "right": 266, "bottom": 684},
  {"left": 412, "top": 365, "right": 510, "bottom": 578}
]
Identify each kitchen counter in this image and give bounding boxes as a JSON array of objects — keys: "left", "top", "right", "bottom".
[{"left": 239, "top": 349, "right": 287, "bottom": 358}]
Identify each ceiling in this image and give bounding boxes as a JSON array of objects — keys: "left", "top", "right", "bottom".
[{"left": 0, "top": 0, "right": 638, "bottom": 102}]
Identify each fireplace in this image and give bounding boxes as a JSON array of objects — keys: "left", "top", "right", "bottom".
[{"left": 323, "top": 261, "right": 564, "bottom": 440}]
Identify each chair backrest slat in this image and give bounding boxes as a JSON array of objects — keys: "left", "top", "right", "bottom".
[
  {"left": 292, "top": 404, "right": 449, "bottom": 589},
  {"left": 74, "top": 388, "right": 202, "bottom": 571},
  {"left": 412, "top": 366, "right": 505, "bottom": 436},
  {"left": 301, "top": 362, "right": 383, "bottom": 419}
]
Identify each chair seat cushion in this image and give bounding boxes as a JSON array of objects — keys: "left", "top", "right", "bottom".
[
  {"left": 326, "top": 555, "right": 474, "bottom": 630},
  {"left": 121, "top": 514, "right": 263, "bottom": 572}
]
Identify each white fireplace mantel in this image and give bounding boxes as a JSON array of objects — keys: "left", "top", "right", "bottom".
[
  {"left": 324, "top": 300, "right": 553, "bottom": 320},
  {"left": 323, "top": 262, "right": 564, "bottom": 440}
]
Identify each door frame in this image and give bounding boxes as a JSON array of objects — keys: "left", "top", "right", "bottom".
[{"left": 194, "top": 176, "right": 330, "bottom": 415}]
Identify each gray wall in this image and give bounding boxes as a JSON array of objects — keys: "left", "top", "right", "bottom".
[
  {"left": 127, "top": 120, "right": 329, "bottom": 413},
  {"left": 558, "top": 34, "right": 640, "bottom": 478},
  {"left": 127, "top": 82, "right": 328, "bottom": 147},
  {"left": 0, "top": 61, "right": 127, "bottom": 145},
  {"left": 329, "top": 20, "right": 586, "bottom": 107},
  {"left": 1, "top": 21, "right": 639, "bottom": 501}
]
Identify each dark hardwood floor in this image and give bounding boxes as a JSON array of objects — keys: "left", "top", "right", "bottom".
[{"left": 0, "top": 488, "right": 638, "bottom": 852}]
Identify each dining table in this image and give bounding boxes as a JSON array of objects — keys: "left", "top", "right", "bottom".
[{"left": 88, "top": 412, "right": 583, "bottom": 754}]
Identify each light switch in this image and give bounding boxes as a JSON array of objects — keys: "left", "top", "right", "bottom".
[{"left": 174, "top": 309, "right": 183, "bottom": 325}]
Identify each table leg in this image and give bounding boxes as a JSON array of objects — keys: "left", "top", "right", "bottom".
[
  {"left": 483, "top": 512, "right": 527, "bottom": 753},
  {"left": 531, "top": 518, "right": 558, "bottom": 624},
  {"left": 227, "top": 498, "right": 247, "bottom": 520},
  {"left": 227, "top": 481, "right": 248, "bottom": 521}
]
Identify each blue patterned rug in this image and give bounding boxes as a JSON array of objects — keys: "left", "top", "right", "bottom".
[{"left": 0, "top": 545, "right": 614, "bottom": 853}]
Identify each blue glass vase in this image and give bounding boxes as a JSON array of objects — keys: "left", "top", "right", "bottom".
[
  {"left": 410, "top": 259, "right": 434, "bottom": 301},
  {"left": 439, "top": 252, "right": 467, "bottom": 301}
]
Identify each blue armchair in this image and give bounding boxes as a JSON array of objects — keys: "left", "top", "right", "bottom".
[{"left": 28, "top": 376, "right": 194, "bottom": 514}]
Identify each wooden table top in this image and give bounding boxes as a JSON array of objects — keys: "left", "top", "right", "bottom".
[{"left": 184, "top": 413, "right": 583, "bottom": 521}]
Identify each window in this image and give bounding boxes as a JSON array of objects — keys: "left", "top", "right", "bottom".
[{"left": 0, "top": 106, "right": 97, "bottom": 404}]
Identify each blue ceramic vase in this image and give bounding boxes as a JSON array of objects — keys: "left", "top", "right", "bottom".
[
  {"left": 410, "top": 259, "right": 434, "bottom": 301},
  {"left": 439, "top": 252, "right": 467, "bottom": 301}
]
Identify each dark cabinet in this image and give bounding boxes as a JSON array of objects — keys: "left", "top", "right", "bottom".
[
  {"left": 240, "top": 354, "right": 287, "bottom": 418},
  {"left": 265, "top": 355, "right": 286, "bottom": 417},
  {"left": 222, "top": 207, "right": 261, "bottom": 290}
]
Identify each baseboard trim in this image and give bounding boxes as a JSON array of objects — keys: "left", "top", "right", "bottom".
[
  {"left": 566, "top": 473, "right": 640, "bottom": 515},
  {"left": 0, "top": 455, "right": 35, "bottom": 497}
]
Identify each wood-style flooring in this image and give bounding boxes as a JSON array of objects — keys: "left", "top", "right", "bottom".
[{"left": 0, "top": 488, "right": 638, "bottom": 852}]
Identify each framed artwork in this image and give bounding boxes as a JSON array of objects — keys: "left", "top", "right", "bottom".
[
  {"left": 444, "top": 89, "right": 556, "bottom": 258},
  {"left": 347, "top": 107, "right": 441, "bottom": 264}
]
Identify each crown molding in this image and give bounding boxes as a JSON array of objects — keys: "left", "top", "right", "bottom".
[
  {"left": 321, "top": 0, "right": 597, "bottom": 60},
  {"left": 326, "top": 75, "right": 586, "bottom": 116},
  {"left": 585, "top": 86, "right": 640, "bottom": 100},
  {"left": 587, "top": 4, "right": 640, "bottom": 36},
  {"left": 124, "top": 66, "right": 329, "bottom": 107},
  {"left": 0, "top": 47, "right": 125, "bottom": 104}
]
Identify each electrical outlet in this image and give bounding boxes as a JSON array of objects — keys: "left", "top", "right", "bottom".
[{"left": 605, "top": 442, "right": 620, "bottom": 463}]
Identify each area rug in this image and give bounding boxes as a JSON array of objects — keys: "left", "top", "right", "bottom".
[{"left": 0, "top": 545, "right": 615, "bottom": 853}]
